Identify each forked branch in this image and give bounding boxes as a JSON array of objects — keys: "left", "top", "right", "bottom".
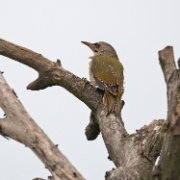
[
  {"left": 155, "top": 46, "right": 180, "bottom": 180},
  {"left": 0, "top": 39, "right": 165, "bottom": 180}
]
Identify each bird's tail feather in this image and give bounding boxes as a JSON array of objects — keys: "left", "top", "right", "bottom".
[{"left": 103, "top": 90, "right": 121, "bottom": 115}]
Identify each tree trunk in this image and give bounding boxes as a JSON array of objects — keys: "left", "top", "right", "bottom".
[{"left": 154, "top": 46, "right": 180, "bottom": 180}]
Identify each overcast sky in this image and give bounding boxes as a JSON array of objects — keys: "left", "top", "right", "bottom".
[{"left": 0, "top": 1, "right": 180, "bottom": 180}]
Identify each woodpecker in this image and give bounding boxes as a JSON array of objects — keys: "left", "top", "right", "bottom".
[{"left": 81, "top": 41, "right": 124, "bottom": 115}]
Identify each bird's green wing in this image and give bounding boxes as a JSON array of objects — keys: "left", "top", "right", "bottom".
[{"left": 91, "top": 55, "right": 124, "bottom": 87}]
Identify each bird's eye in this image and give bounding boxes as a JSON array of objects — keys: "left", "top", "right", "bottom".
[{"left": 94, "top": 43, "right": 101, "bottom": 48}]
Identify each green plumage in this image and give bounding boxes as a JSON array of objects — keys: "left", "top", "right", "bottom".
[
  {"left": 82, "top": 41, "right": 124, "bottom": 115},
  {"left": 90, "top": 55, "right": 124, "bottom": 115},
  {"left": 90, "top": 55, "right": 123, "bottom": 91}
]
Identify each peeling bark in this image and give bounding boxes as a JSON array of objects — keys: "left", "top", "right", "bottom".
[{"left": 106, "top": 120, "right": 164, "bottom": 180}]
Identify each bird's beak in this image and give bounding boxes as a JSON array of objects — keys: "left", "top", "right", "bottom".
[{"left": 81, "top": 41, "right": 94, "bottom": 50}]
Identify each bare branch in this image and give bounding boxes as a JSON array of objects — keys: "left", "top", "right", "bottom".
[
  {"left": 0, "top": 38, "right": 52, "bottom": 71},
  {"left": 0, "top": 38, "right": 102, "bottom": 110},
  {"left": 0, "top": 73, "right": 85, "bottom": 180},
  {"left": 158, "top": 46, "right": 176, "bottom": 83}
]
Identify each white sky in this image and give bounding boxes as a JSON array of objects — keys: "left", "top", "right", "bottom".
[{"left": 0, "top": 1, "right": 180, "bottom": 180}]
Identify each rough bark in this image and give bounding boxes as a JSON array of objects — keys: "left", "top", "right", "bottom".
[
  {"left": 0, "top": 38, "right": 166, "bottom": 179},
  {"left": 0, "top": 73, "right": 85, "bottom": 180},
  {"left": 106, "top": 119, "right": 163, "bottom": 180},
  {"left": 153, "top": 46, "right": 180, "bottom": 180}
]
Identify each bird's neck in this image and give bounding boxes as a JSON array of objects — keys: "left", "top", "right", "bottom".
[{"left": 90, "top": 54, "right": 118, "bottom": 59}]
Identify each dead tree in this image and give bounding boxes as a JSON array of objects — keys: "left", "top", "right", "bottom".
[{"left": 0, "top": 39, "right": 179, "bottom": 180}]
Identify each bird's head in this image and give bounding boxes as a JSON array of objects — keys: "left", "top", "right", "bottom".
[{"left": 81, "top": 41, "right": 117, "bottom": 58}]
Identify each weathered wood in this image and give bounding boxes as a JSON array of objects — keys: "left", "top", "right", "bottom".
[
  {"left": 0, "top": 73, "right": 85, "bottom": 180},
  {"left": 0, "top": 38, "right": 165, "bottom": 179},
  {"left": 157, "top": 46, "right": 180, "bottom": 179}
]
